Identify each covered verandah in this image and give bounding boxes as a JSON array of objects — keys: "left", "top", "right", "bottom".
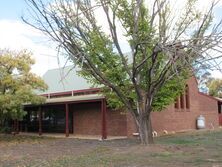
[{"left": 18, "top": 94, "right": 108, "bottom": 139}]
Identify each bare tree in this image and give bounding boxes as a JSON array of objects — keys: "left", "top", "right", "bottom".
[{"left": 23, "top": 0, "right": 222, "bottom": 144}]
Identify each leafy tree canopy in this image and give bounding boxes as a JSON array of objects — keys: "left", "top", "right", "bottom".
[
  {"left": 207, "top": 78, "right": 222, "bottom": 98},
  {"left": 0, "top": 49, "right": 47, "bottom": 126}
]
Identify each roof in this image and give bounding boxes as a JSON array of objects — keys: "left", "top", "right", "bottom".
[
  {"left": 38, "top": 66, "right": 92, "bottom": 94},
  {"left": 214, "top": 97, "right": 222, "bottom": 102},
  {"left": 45, "top": 94, "right": 104, "bottom": 104},
  {"left": 24, "top": 93, "right": 104, "bottom": 106},
  {"left": 198, "top": 92, "right": 222, "bottom": 102}
]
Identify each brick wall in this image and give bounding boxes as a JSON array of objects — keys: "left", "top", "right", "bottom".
[
  {"left": 126, "top": 77, "right": 219, "bottom": 136},
  {"left": 198, "top": 93, "right": 219, "bottom": 129},
  {"left": 126, "top": 112, "right": 137, "bottom": 137},
  {"left": 219, "top": 114, "right": 222, "bottom": 125},
  {"left": 71, "top": 102, "right": 102, "bottom": 135},
  {"left": 106, "top": 109, "right": 127, "bottom": 136},
  {"left": 70, "top": 102, "right": 127, "bottom": 136}
]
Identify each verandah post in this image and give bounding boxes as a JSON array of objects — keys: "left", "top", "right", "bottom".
[
  {"left": 16, "top": 120, "right": 19, "bottom": 134},
  {"left": 65, "top": 103, "right": 69, "bottom": 137},
  {"left": 38, "top": 106, "right": 42, "bottom": 136},
  {"left": 13, "top": 120, "right": 16, "bottom": 135},
  {"left": 101, "top": 99, "right": 107, "bottom": 139}
]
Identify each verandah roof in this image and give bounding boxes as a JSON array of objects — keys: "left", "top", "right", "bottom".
[
  {"left": 45, "top": 94, "right": 104, "bottom": 104},
  {"left": 24, "top": 93, "right": 105, "bottom": 106}
]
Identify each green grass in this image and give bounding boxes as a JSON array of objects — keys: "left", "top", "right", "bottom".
[
  {"left": 48, "top": 130, "right": 222, "bottom": 167},
  {"left": 46, "top": 149, "right": 182, "bottom": 167},
  {"left": 1, "top": 130, "right": 222, "bottom": 167},
  {"left": 0, "top": 134, "right": 53, "bottom": 145},
  {"left": 157, "top": 130, "right": 222, "bottom": 146}
]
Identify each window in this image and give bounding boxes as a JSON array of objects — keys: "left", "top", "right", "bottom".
[
  {"left": 174, "top": 98, "right": 179, "bottom": 109},
  {"left": 180, "top": 94, "right": 185, "bottom": 109},
  {"left": 219, "top": 105, "right": 222, "bottom": 114},
  {"left": 175, "top": 85, "right": 190, "bottom": 111},
  {"left": 185, "top": 85, "right": 190, "bottom": 109}
]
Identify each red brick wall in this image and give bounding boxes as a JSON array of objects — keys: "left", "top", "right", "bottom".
[
  {"left": 106, "top": 109, "right": 127, "bottom": 136},
  {"left": 126, "top": 77, "right": 219, "bottom": 136},
  {"left": 71, "top": 102, "right": 102, "bottom": 135},
  {"left": 126, "top": 113, "right": 137, "bottom": 137},
  {"left": 70, "top": 102, "right": 127, "bottom": 136},
  {"left": 198, "top": 93, "right": 219, "bottom": 129},
  {"left": 219, "top": 114, "right": 222, "bottom": 125}
]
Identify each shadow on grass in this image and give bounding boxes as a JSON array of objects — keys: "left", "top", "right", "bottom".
[{"left": 0, "top": 134, "right": 54, "bottom": 144}]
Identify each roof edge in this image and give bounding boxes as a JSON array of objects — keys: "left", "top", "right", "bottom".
[{"left": 198, "top": 92, "right": 222, "bottom": 102}]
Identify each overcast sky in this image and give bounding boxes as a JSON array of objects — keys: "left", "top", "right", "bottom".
[
  {"left": 0, "top": 0, "right": 222, "bottom": 77},
  {"left": 0, "top": 0, "right": 60, "bottom": 76}
]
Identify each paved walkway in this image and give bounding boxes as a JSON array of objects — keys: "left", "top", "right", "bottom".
[{"left": 19, "top": 132, "right": 127, "bottom": 140}]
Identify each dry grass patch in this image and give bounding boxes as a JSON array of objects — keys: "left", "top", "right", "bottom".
[{"left": 1, "top": 130, "right": 222, "bottom": 167}]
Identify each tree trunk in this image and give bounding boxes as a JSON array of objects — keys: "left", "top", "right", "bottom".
[
  {"left": 137, "top": 111, "right": 154, "bottom": 144},
  {"left": 131, "top": 98, "right": 154, "bottom": 145}
]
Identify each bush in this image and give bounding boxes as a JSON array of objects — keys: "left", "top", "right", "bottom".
[{"left": 0, "top": 126, "right": 12, "bottom": 134}]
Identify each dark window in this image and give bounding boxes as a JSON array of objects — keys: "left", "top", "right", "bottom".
[
  {"left": 185, "top": 85, "right": 190, "bottom": 109},
  {"left": 27, "top": 110, "right": 39, "bottom": 132},
  {"left": 175, "top": 85, "right": 190, "bottom": 111},
  {"left": 41, "top": 105, "right": 73, "bottom": 133},
  {"left": 174, "top": 98, "right": 179, "bottom": 109},
  {"left": 22, "top": 105, "right": 73, "bottom": 133},
  {"left": 180, "top": 94, "right": 185, "bottom": 109},
  {"left": 218, "top": 103, "right": 222, "bottom": 114}
]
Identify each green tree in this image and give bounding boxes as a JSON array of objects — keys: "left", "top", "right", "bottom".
[
  {"left": 0, "top": 49, "right": 47, "bottom": 130},
  {"left": 207, "top": 78, "right": 222, "bottom": 97},
  {"left": 24, "top": 0, "right": 222, "bottom": 144}
]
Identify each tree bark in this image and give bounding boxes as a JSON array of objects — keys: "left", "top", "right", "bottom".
[{"left": 135, "top": 106, "right": 154, "bottom": 145}]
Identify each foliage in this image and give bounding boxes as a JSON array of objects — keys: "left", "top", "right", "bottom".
[
  {"left": 207, "top": 78, "right": 222, "bottom": 97},
  {"left": 0, "top": 49, "right": 47, "bottom": 127},
  {"left": 152, "top": 72, "right": 189, "bottom": 111},
  {"left": 0, "top": 126, "right": 12, "bottom": 133},
  {"left": 99, "top": 71, "right": 188, "bottom": 112}
]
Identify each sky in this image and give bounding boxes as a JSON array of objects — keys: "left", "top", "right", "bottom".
[
  {"left": 0, "top": 0, "right": 60, "bottom": 76},
  {"left": 0, "top": 0, "right": 222, "bottom": 77}
]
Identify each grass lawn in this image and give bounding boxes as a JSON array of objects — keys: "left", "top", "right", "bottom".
[{"left": 0, "top": 130, "right": 222, "bottom": 167}]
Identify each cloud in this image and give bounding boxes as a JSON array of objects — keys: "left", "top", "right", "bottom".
[
  {"left": 0, "top": 19, "right": 61, "bottom": 76},
  {"left": 211, "top": 70, "right": 222, "bottom": 78}
]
